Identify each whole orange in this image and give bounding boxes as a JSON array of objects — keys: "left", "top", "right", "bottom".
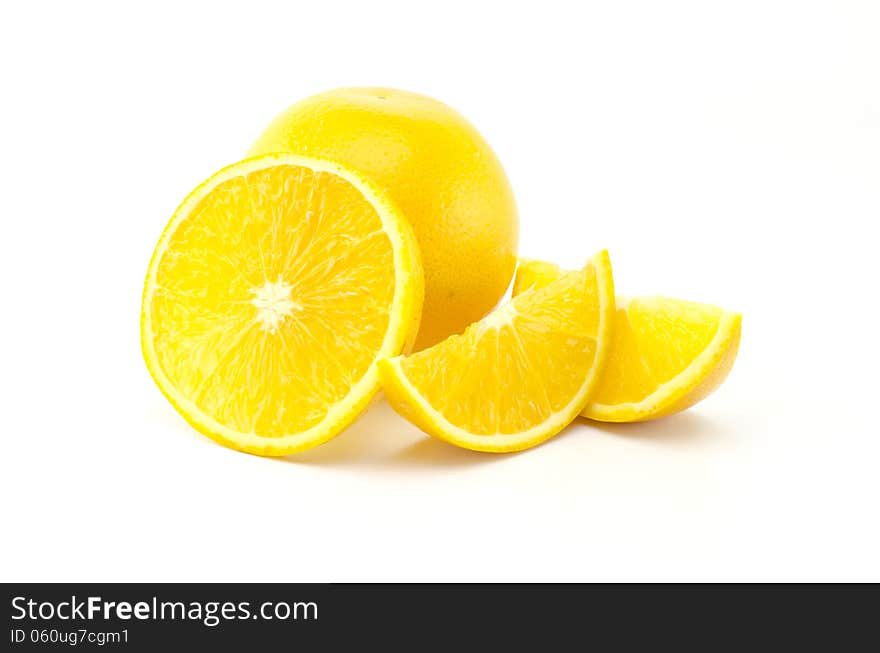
[{"left": 249, "top": 87, "right": 519, "bottom": 349}]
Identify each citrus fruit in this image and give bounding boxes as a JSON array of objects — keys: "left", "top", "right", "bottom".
[
  {"left": 513, "top": 259, "right": 741, "bottom": 422},
  {"left": 248, "top": 87, "right": 519, "bottom": 350},
  {"left": 141, "top": 154, "right": 423, "bottom": 456},
  {"left": 378, "top": 251, "right": 615, "bottom": 452}
]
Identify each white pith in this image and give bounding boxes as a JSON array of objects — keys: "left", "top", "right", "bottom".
[
  {"left": 476, "top": 300, "right": 518, "bottom": 334},
  {"left": 250, "top": 279, "right": 299, "bottom": 332}
]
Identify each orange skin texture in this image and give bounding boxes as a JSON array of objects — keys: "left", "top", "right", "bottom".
[{"left": 249, "top": 87, "right": 519, "bottom": 350}]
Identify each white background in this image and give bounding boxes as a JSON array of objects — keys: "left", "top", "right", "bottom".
[{"left": 1, "top": 1, "right": 878, "bottom": 582}]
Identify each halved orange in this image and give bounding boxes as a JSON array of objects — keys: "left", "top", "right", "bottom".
[{"left": 141, "top": 154, "right": 423, "bottom": 455}]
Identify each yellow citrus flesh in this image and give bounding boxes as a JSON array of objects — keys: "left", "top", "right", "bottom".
[
  {"left": 249, "top": 87, "right": 519, "bottom": 350},
  {"left": 513, "top": 259, "right": 741, "bottom": 422},
  {"left": 141, "top": 154, "right": 423, "bottom": 456},
  {"left": 379, "top": 251, "right": 614, "bottom": 452}
]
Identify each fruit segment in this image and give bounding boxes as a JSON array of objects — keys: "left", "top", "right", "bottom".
[
  {"left": 379, "top": 251, "right": 614, "bottom": 452},
  {"left": 142, "top": 154, "right": 423, "bottom": 455},
  {"left": 513, "top": 259, "right": 741, "bottom": 422}
]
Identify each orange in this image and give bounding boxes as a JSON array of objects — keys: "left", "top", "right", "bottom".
[
  {"left": 379, "top": 251, "right": 614, "bottom": 452},
  {"left": 513, "top": 259, "right": 741, "bottom": 422},
  {"left": 249, "top": 87, "right": 519, "bottom": 350},
  {"left": 141, "top": 154, "right": 423, "bottom": 455}
]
